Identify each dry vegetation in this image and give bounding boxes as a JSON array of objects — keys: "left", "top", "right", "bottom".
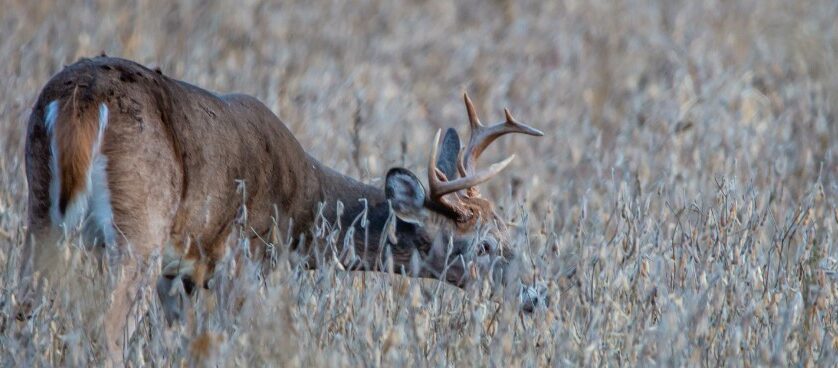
[{"left": 1, "top": 0, "right": 837, "bottom": 366}]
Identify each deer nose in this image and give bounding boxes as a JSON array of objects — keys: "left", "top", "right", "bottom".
[
  {"left": 477, "top": 240, "right": 492, "bottom": 256},
  {"left": 519, "top": 284, "right": 549, "bottom": 313},
  {"left": 476, "top": 237, "right": 499, "bottom": 256}
]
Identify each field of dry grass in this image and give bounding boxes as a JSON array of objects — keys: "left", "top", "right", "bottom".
[{"left": 1, "top": 0, "right": 837, "bottom": 366}]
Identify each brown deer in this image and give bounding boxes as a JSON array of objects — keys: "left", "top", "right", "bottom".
[{"left": 20, "top": 56, "right": 545, "bottom": 363}]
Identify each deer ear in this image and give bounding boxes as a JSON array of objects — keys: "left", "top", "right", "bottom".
[
  {"left": 436, "top": 128, "right": 460, "bottom": 180},
  {"left": 385, "top": 168, "right": 427, "bottom": 224}
]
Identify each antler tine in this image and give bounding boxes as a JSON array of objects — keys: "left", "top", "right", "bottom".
[
  {"left": 429, "top": 129, "right": 517, "bottom": 199},
  {"left": 464, "top": 92, "right": 483, "bottom": 129},
  {"left": 503, "top": 107, "right": 544, "bottom": 136},
  {"left": 459, "top": 103, "right": 544, "bottom": 176}
]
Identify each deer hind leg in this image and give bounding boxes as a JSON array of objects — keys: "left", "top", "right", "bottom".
[
  {"left": 71, "top": 161, "right": 165, "bottom": 365},
  {"left": 101, "top": 208, "right": 176, "bottom": 365},
  {"left": 100, "top": 248, "right": 157, "bottom": 365},
  {"left": 100, "top": 207, "right": 174, "bottom": 365},
  {"left": 20, "top": 100, "right": 62, "bottom": 308}
]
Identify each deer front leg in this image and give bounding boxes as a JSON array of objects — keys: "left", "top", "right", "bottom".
[{"left": 156, "top": 247, "right": 206, "bottom": 325}]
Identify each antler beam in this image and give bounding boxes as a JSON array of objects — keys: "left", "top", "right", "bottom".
[
  {"left": 459, "top": 93, "right": 544, "bottom": 176},
  {"left": 426, "top": 93, "right": 543, "bottom": 217}
]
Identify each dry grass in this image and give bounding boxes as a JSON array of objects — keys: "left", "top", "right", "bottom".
[{"left": 1, "top": 0, "right": 837, "bottom": 366}]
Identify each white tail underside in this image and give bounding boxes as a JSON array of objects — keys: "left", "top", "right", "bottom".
[{"left": 45, "top": 100, "right": 116, "bottom": 246}]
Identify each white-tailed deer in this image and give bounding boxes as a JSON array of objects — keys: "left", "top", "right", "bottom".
[{"left": 21, "top": 56, "right": 544, "bottom": 363}]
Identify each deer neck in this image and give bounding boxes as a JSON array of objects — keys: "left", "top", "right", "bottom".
[{"left": 307, "top": 158, "right": 390, "bottom": 245}]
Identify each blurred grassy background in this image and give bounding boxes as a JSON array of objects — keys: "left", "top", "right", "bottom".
[{"left": 0, "top": 0, "right": 836, "bottom": 366}]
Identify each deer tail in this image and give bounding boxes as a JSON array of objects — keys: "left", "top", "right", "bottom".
[{"left": 44, "top": 94, "right": 109, "bottom": 225}]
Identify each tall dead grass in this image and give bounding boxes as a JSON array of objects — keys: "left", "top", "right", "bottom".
[{"left": 0, "top": 0, "right": 836, "bottom": 366}]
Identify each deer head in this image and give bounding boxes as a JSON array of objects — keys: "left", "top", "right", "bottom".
[{"left": 383, "top": 93, "right": 544, "bottom": 302}]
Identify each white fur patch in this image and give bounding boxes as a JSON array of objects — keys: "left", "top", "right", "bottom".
[
  {"left": 47, "top": 100, "right": 62, "bottom": 226},
  {"left": 85, "top": 153, "right": 115, "bottom": 246},
  {"left": 44, "top": 100, "right": 58, "bottom": 133},
  {"left": 86, "top": 104, "right": 115, "bottom": 245}
]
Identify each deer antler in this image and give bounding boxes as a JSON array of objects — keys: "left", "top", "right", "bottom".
[
  {"left": 428, "top": 129, "right": 516, "bottom": 198},
  {"left": 427, "top": 93, "right": 543, "bottom": 217},
  {"left": 459, "top": 93, "right": 544, "bottom": 177}
]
